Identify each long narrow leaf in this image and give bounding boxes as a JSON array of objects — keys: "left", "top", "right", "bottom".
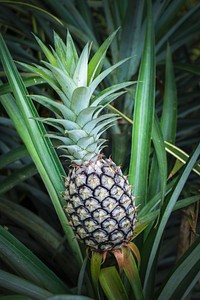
[
  {"left": 0, "top": 34, "right": 83, "bottom": 267},
  {"left": 0, "top": 145, "right": 28, "bottom": 169},
  {"left": 160, "top": 43, "right": 177, "bottom": 144},
  {"left": 0, "top": 295, "right": 31, "bottom": 300},
  {"left": 143, "top": 141, "right": 200, "bottom": 295},
  {"left": 0, "top": 226, "right": 68, "bottom": 294},
  {"left": 0, "top": 270, "right": 53, "bottom": 300},
  {"left": 148, "top": 115, "right": 167, "bottom": 201},
  {"left": 46, "top": 296, "right": 93, "bottom": 300},
  {"left": 157, "top": 237, "right": 200, "bottom": 300},
  {"left": 0, "top": 163, "right": 37, "bottom": 194},
  {"left": 119, "top": 0, "right": 145, "bottom": 80},
  {"left": 99, "top": 266, "right": 129, "bottom": 300},
  {"left": 129, "top": 0, "right": 155, "bottom": 207},
  {"left": 123, "top": 249, "right": 144, "bottom": 300}
]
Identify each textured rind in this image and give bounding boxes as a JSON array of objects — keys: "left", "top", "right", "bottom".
[{"left": 64, "top": 157, "right": 137, "bottom": 252}]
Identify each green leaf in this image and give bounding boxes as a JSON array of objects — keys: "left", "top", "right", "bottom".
[
  {"left": 46, "top": 296, "right": 94, "bottom": 300},
  {"left": 42, "top": 61, "right": 76, "bottom": 100},
  {"left": 0, "top": 163, "right": 37, "bottom": 194},
  {"left": 91, "top": 81, "right": 134, "bottom": 107},
  {"left": 135, "top": 193, "right": 200, "bottom": 239},
  {"left": 148, "top": 115, "right": 167, "bottom": 201},
  {"left": 90, "top": 252, "right": 102, "bottom": 293},
  {"left": 89, "top": 57, "right": 131, "bottom": 97},
  {"left": 165, "top": 141, "right": 200, "bottom": 176},
  {"left": 174, "top": 63, "right": 200, "bottom": 76},
  {"left": 0, "top": 0, "right": 63, "bottom": 26},
  {"left": 30, "top": 95, "right": 75, "bottom": 120},
  {"left": 73, "top": 43, "right": 89, "bottom": 86},
  {"left": 71, "top": 87, "right": 91, "bottom": 115},
  {"left": 156, "top": 2, "right": 200, "bottom": 54},
  {"left": 0, "top": 198, "right": 71, "bottom": 260},
  {"left": 33, "top": 34, "right": 57, "bottom": 66},
  {"left": 157, "top": 237, "right": 200, "bottom": 300},
  {"left": 129, "top": 0, "right": 155, "bottom": 207},
  {"left": 155, "top": 0, "right": 187, "bottom": 40},
  {"left": 0, "top": 76, "right": 45, "bottom": 96},
  {"left": 88, "top": 29, "right": 119, "bottom": 83},
  {"left": 0, "top": 295, "right": 32, "bottom": 300},
  {"left": 122, "top": 249, "right": 144, "bottom": 300},
  {"left": 99, "top": 266, "right": 129, "bottom": 300},
  {"left": 160, "top": 43, "right": 177, "bottom": 144},
  {"left": 0, "top": 226, "right": 68, "bottom": 293},
  {"left": 0, "top": 34, "right": 83, "bottom": 268},
  {"left": 77, "top": 256, "right": 91, "bottom": 296},
  {"left": 0, "top": 145, "right": 28, "bottom": 169},
  {"left": 118, "top": 0, "right": 145, "bottom": 80},
  {"left": 18, "top": 63, "right": 69, "bottom": 106},
  {"left": 0, "top": 270, "right": 53, "bottom": 300},
  {"left": 143, "top": 141, "right": 200, "bottom": 296}
]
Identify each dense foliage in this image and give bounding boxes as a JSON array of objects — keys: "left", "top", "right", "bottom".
[{"left": 0, "top": 1, "right": 199, "bottom": 299}]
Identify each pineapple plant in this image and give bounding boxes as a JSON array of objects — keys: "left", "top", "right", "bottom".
[{"left": 21, "top": 31, "right": 137, "bottom": 256}]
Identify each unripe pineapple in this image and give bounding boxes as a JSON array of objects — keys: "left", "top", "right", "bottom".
[
  {"left": 23, "top": 31, "right": 137, "bottom": 253},
  {"left": 64, "top": 157, "right": 136, "bottom": 251}
]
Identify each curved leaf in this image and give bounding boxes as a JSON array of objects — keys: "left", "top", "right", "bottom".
[
  {"left": 0, "top": 270, "right": 53, "bottom": 300},
  {"left": 0, "top": 34, "right": 83, "bottom": 267},
  {"left": 143, "top": 141, "right": 200, "bottom": 296},
  {"left": 157, "top": 237, "right": 200, "bottom": 300},
  {"left": 0, "top": 226, "right": 68, "bottom": 293},
  {"left": 99, "top": 266, "right": 129, "bottom": 300}
]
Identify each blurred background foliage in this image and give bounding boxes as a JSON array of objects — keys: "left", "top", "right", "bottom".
[{"left": 0, "top": 0, "right": 199, "bottom": 299}]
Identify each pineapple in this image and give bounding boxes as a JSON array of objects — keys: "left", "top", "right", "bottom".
[
  {"left": 64, "top": 157, "right": 136, "bottom": 251},
  {"left": 23, "top": 31, "right": 137, "bottom": 254}
]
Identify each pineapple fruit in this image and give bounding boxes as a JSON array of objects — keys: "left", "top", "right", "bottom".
[
  {"left": 23, "top": 31, "right": 137, "bottom": 254},
  {"left": 64, "top": 157, "right": 136, "bottom": 251}
]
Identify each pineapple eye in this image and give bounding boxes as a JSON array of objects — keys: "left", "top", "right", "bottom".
[
  {"left": 64, "top": 176, "right": 70, "bottom": 187},
  {"left": 75, "top": 173, "right": 87, "bottom": 187},
  {"left": 63, "top": 189, "right": 69, "bottom": 200},
  {"left": 93, "top": 229, "right": 107, "bottom": 243},
  {"left": 77, "top": 206, "right": 90, "bottom": 220},
  {"left": 87, "top": 174, "right": 100, "bottom": 189},
  {"left": 92, "top": 208, "right": 107, "bottom": 222},
  {"left": 119, "top": 217, "right": 131, "bottom": 230},
  {"left": 114, "top": 175, "right": 125, "bottom": 188},
  {"left": 127, "top": 205, "right": 136, "bottom": 220},
  {"left": 71, "top": 214, "right": 81, "bottom": 226},
  {"left": 84, "top": 239, "right": 98, "bottom": 249},
  {"left": 69, "top": 181, "right": 76, "bottom": 195},
  {"left": 111, "top": 206, "right": 126, "bottom": 219},
  {"left": 101, "top": 175, "right": 114, "bottom": 189},
  {"left": 79, "top": 186, "right": 93, "bottom": 200},
  {"left": 110, "top": 230, "right": 124, "bottom": 242},
  {"left": 120, "top": 194, "right": 131, "bottom": 209},
  {"left": 85, "top": 198, "right": 100, "bottom": 211},
  {"left": 103, "top": 166, "right": 115, "bottom": 176},
  {"left": 76, "top": 226, "right": 88, "bottom": 239},
  {"left": 94, "top": 186, "right": 109, "bottom": 201},
  {"left": 125, "top": 184, "right": 132, "bottom": 196},
  {"left": 84, "top": 218, "right": 98, "bottom": 232},
  {"left": 65, "top": 202, "right": 74, "bottom": 214},
  {"left": 71, "top": 195, "right": 82, "bottom": 207},
  {"left": 126, "top": 229, "right": 134, "bottom": 241},
  {"left": 102, "top": 197, "right": 117, "bottom": 210},
  {"left": 110, "top": 186, "right": 123, "bottom": 200},
  {"left": 102, "top": 218, "right": 117, "bottom": 232}
]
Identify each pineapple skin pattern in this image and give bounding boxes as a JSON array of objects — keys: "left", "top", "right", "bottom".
[
  {"left": 23, "top": 31, "right": 137, "bottom": 253},
  {"left": 64, "top": 157, "right": 136, "bottom": 252}
]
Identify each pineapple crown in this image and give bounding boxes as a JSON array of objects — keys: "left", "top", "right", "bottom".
[{"left": 21, "top": 30, "right": 133, "bottom": 164}]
